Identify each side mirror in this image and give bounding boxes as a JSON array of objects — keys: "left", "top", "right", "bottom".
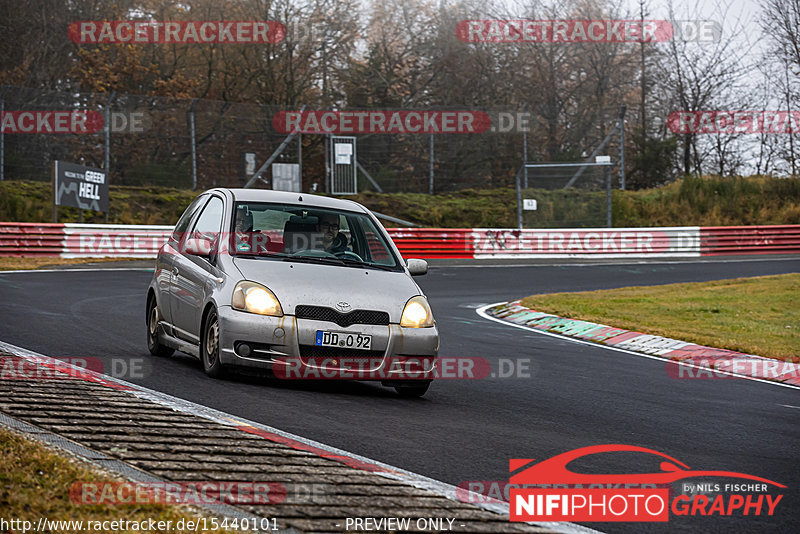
[
  {"left": 184, "top": 237, "right": 213, "bottom": 257},
  {"left": 406, "top": 258, "right": 428, "bottom": 276}
]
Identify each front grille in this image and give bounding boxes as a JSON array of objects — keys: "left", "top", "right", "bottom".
[
  {"left": 295, "top": 305, "right": 390, "bottom": 327},
  {"left": 299, "top": 345, "right": 384, "bottom": 360}
]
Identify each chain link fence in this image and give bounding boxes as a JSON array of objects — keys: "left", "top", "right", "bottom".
[{"left": 0, "top": 86, "right": 624, "bottom": 209}]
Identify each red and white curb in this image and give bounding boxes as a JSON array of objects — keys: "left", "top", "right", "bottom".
[
  {"left": 0, "top": 339, "right": 601, "bottom": 534},
  {"left": 477, "top": 301, "right": 800, "bottom": 389}
]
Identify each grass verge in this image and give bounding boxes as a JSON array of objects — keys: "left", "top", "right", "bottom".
[
  {"left": 0, "top": 425, "right": 244, "bottom": 533},
  {"left": 0, "top": 257, "right": 146, "bottom": 271},
  {"left": 520, "top": 273, "right": 799, "bottom": 362}
]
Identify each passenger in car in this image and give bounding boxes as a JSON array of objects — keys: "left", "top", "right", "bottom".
[{"left": 234, "top": 206, "right": 270, "bottom": 253}]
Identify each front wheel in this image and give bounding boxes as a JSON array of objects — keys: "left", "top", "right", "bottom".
[
  {"left": 147, "top": 296, "right": 174, "bottom": 357},
  {"left": 201, "top": 308, "right": 225, "bottom": 378}
]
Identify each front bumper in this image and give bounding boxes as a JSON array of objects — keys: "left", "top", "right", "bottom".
[{"left": 216, "top": 305, "right": 439, "bottom": 380}]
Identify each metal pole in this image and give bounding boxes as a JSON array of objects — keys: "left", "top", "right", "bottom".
[
  {"left": 298, "top": 132, "right": 302, "bottom": 191},
  {"left": 0, "top": 94, "right": 4, "bottom": 181},
  {"left": 522, "top": 122, "right": 528, "bottom": 189},
  {"left": 606, "top": 166, "right": 612, "bottom": 228},
  {"left": 516, "top": 165, "right": 523, "bottom": 230},
  {"left": 429, "top": 133, "right": 434, "bottom": 194},
  {"left": 52, "top": 161, "right": 58, "bottom": 223},
  {"left": 786, "top": 63, "right": 797, "bottom": 176},
  {"left": 189, "top": 98, "right": 198, "bottom": 191},
  {"left": 356, "top": 161, "right": 383, "bottom": 192},
  {"left": 104, "top": 91, "right": 116, "bottom": 224},
  {"left": 325, "top": 134, "right": 330, "bottom": 193},
  {"left": 618, "top": 104, "right": 626, "bottom": 190}
]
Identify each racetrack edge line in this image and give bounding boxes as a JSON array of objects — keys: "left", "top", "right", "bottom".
[{"left": 475, "top": 302, "right": 800, "bottom": 391}]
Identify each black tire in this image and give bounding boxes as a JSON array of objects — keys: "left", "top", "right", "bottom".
[
  {"left": 147, "top": 296, "right": 174, "bottom": 357},
  {"left": 201, "top": 308, "right": 224, "bottom": 378},
  {"left": 394, "top": 382, "right": 430, "bottom": 398}
]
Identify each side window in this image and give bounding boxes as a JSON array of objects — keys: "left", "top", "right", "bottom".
[
  {"left": 191, "top": 196, "right": 224, "bottom": 240},
  {"left": 172, "top": 195, "right": 206, "bottom": 240}
]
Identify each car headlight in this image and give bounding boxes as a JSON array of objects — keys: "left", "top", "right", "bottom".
[
  {"left": 400, "top": 296, "right": 434, "bottom": 328},
  {"left": 232, "top": 281, "right": 283, "bottom": 317}
]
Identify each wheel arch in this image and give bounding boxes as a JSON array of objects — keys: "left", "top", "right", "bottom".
[{"left": 146, "top": 287, "right": 157, "bottom": 322}]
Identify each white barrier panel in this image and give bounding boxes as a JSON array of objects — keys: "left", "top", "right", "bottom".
[{"left": 471, "top": 227, "right": 701, "bottom": 259}]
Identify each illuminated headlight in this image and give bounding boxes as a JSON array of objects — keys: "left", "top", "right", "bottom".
[
  {"left": 400, "top": 296, "right": 434, "bottom": 328},
  {"left": 232, "top": 281, "right": 283, "bottom": 317}
]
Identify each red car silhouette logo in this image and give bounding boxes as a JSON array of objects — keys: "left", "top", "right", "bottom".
[{"left": 510, "top": 444, "right": 785, "bottom": 487}]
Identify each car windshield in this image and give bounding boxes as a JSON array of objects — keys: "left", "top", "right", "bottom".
[{"left": 229, "top": 201, "right": 402, "bottom": 271}]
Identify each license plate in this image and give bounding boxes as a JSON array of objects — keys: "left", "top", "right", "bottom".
[{"left": 315, "top": 331, "right": 372, "bottom": 350}]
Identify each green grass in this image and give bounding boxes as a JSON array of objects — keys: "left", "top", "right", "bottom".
[
  {"left": 1, "top": 175, "right": 799, "bottom": 227},
  {"left": 0, "top": 426, "right": 245, "bottom": 533},
  {"left": 519, "top": 273, "right": 800, "bottom": 362}
]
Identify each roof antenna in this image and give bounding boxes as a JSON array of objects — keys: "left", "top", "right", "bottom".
[{"left": 298, "top": 195, "right": 303, "bottom": 201}]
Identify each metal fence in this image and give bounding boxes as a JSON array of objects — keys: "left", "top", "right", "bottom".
[{"left": 0, "top": 85, "right": 627, "bottom": 203}]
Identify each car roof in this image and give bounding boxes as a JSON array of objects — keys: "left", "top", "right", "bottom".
[{"left": 213, "top": 188, "right": 368, "bottom": 213}]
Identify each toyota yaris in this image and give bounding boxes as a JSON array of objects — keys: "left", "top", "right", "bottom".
[{"left": 146, "top": 188, "right": 438, "bottom": 397}]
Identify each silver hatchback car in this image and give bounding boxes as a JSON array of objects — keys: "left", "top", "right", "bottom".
[{"left": 146, "top": 188, "right": 439, "bottom": 397}]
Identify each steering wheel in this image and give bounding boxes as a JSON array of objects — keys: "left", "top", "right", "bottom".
[{"left": 334, "top": 250, "right": 364, "bottom": 262}]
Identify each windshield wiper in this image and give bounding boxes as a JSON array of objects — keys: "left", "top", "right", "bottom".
[
  {"left": 233, "top": 252, "right": 287, "bottom": 260},
  {"left": 280, "top": 255, "right": 346, "bottom": 267},
  {"left": 280, "top": 255, "right": 398, "bottom": 271},
  {"left": 336, "top": 258, "right": 398, "bottom": 271}
]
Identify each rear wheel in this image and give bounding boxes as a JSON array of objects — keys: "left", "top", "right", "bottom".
[
  {"left": 201, "top": 308, "right": 224, "bottom": 378},
  {"left": 146, "top": 296, "right": 174, "bottom": 357},
  {"left": 394, "top": 382, "right": 430, "bottom": 398}
]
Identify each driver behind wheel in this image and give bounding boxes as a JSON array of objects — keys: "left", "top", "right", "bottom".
[{"left": 316, "top": 213, "right": 349, "bottom": 254}]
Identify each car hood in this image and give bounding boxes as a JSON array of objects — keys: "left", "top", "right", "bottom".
[{"left": 231, "top": 257, "right": 422, "bottom": 322}]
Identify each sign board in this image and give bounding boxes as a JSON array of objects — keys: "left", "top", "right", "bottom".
[
  {"left": 241, "top": 152, "right": 257, "bottom": 185},
  {"left": 54, "top": 161, "right": 108, "bottom": 213},
  {"left": 595, "top": 155, "right": 611, "bottom": 163},
  {"left": 523, "top": 199, "right": 538, "bottom": 211},
  {"left": 330, "top": 136, "right": 357, "bottom": 194},
  {"left": 244, "top": 152, "right": 257, "bottom": 175},
  {"left": 334, "top": 142, "right": 352, "bottom": 164},
  {"left": 272, "top": 163, "right": 301, "bottom": 192}
]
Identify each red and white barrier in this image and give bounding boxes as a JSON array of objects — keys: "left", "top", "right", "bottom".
[
  {"left": 0, "top": 222, "right": 798, "bottom": 259},
  {"left": 470, "top": 227, "right": 701, "bottom": 259}
]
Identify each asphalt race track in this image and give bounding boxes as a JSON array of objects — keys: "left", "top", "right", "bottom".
[{"left": 1, "top": 257, "right": 799, "bottom": 533}]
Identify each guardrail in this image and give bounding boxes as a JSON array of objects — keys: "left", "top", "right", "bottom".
[
  {"left": 1, "top": 223, "right": 798, "bottom": 259},
  {"left": 700, "top": 225, "right": 800, "bottom": 256}
]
